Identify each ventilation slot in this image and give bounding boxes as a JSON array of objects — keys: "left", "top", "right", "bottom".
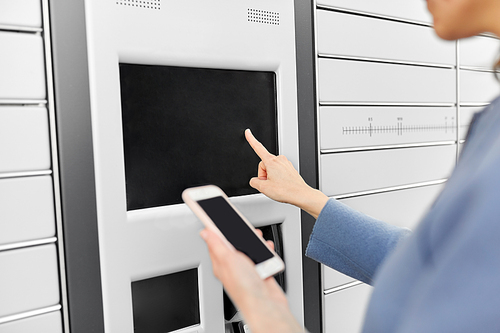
[
  {"left": 248, "top": 8, "right": 280, "bottom": 25},
  {"left": 116, "top": 0, "right": 161, "bottom": 10}
]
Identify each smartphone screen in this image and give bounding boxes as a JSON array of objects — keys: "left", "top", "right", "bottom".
[{"left": 197, "top": 196, "right": 274, "bottom": 264}]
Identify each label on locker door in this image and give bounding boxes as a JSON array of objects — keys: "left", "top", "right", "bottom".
[{"left": 320, "top": 107, "right": 457, "bottom": 151}]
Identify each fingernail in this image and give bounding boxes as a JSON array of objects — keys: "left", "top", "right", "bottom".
[{"left": 200, "top": 229, "right": 208, "bottom": 240}]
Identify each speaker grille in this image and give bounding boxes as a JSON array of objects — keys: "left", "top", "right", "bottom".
[
  {"left": 248, "top": 8, "right": 280, "bottom": 25},
  {"left": 116, "top": 0, "right": 160, "bottom": 10}
]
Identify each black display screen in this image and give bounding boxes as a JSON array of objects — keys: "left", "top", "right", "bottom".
[
  {"left": 132, "top": 268, "right": 200, "bottom": 333},
  {"left": 197, "top": 196, "right": 273, "bottom": 264},
  {"left": 119, "top": 64, "right": 278, "bottom": 210}
]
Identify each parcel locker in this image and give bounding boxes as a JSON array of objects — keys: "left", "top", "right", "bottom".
[
  {"left": 316, "top": 10, "right": 455, "bottom": 66},
  {"left": 316, "top": 0, "right": 432, "bottom": 24},
  {"left": 0, "top": 245, "right": 60, "bottom": 318},
  {"left": 0, "top": 0, "right": 42, "bottom": 28},
  {"left": 320, "top": 145, "right": 456, "bottom": 197},
  {"left": 323, "top": 284, "right": 373, "bottom": 333},
  {"left": 318, "top": 59, "right": 456, "bottom": 104},
  {"left": 460, "top": 70, "right": 500, "bottom": 104},
  {"left": 0, "top": 176, "right": 55, "bottom": 246},
  {"left": 0, "top": 32, "right": 45, "bottom": 100},
  {"left": 0, "top": 311, "right": 62, "bottom": 333},
  {"left": 460, "top": 36, "right": 500, "bottom": 69},
  {"left": 0, "top": 107, "right": 51, "bottom": 173}
]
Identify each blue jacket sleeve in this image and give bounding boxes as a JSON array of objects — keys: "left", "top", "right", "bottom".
[{"left": 305, "top": 199, "right": 411, "bottom": 285}]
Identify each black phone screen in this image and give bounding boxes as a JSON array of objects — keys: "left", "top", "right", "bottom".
[{"left": 197, "top": 196, "right": 273, "bottom": 264}]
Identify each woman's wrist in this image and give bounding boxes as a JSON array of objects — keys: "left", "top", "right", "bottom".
[{"left": 291, "top": 187, "right": 329, "bottom": 219}]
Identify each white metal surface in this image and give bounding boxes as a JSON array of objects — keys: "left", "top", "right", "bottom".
[
  {"left": 0, "top": 0, "right": 42, "bottom": 29},
  {"left": 323, "top": 284, "right": 373, "bottom": 333},
  {"left": 0, "top": 107, "right": 51, "bottom": 173},
  {"left": 318, "top": 59, "right": 456, "bottom": 104},
  {"left": 460, "top": 36, "right": 500, "bottom": 69},
  {"left": 320, "top": 145, "right": 456, "bottom": 196},
  {"left": 83, "top": 1, "right": 303, "bottom": 331},
  {"left": 320, "top": 106, "right": 457, "bottom": 150},
  {"left": 317, "top": 10, "right": 454, "bottom": 66},
  {"left": 0, "top": 176, "right": 55, "bottom": 246},
  {"left": 0, "top": 311, "right": 62, "bottom": 333},
  {"left": 460, "top": 70, "right": 500, "bottom": 104},
  {"left": 0, "top": 32, "right": 45, "bottom": 100},
  {"left": 316, "top": 0, "right": 432, "bottom": 24},
  {"left": 0, "top": 245, "right": 60, "bottom": 318}
]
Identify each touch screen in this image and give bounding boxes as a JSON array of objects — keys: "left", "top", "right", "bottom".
[
  {"left": 197, "top": 196, "right": 273, "bottom": 264},
  {"left": 119, "top": 64, "right": 278, "bottom": 210}
]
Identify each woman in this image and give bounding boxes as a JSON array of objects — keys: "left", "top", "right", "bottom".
[{"left": 200, "top": 0, "right": 500, "bottom": 332}]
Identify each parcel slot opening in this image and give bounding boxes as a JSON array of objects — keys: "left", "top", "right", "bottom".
[
  {"left": 131, "top": 268, "right": 200, "bottom": 333},
  {"left": 119, "top": 64, "right": 278, "bottom": 210}
]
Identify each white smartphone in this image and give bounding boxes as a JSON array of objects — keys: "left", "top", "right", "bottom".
[{"left": 182, "top": 185, "right": 285, "bottom": 279}]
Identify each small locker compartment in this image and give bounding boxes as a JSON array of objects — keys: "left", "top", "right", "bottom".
[
  {"left": 0, "top": 311, "right": 62, "bottom": 333},
  {"left": 316, "top": 0, "right": 432, "bottom": 24},
  {"left": 0, "top": 176, "right": 55, "bottom": 246},
  {"left": 316, "top": 10, "right": 454, "bottom": 66},
  {"left": 0, "top": 245, "right": 60, "bottom": 318},
  {"left": 120, "top": 64, "right": 277, "bottom": 210},
  {"left": 0, "top": 106, "right": 51, "bottom": 173},
  {"left": 0, "top": 0, "right": 42, "bottom": 28},
  {"left": 339, "top": 184, "right": 445, "bottom": 230},
  {"left": 323, "top": 284, "right": 373, "bottom": 333},
  {"left": 460, "top": 70, "right": 500, "bottom": 104},
  {"left": 460, "top": 36, "right": 500, "bottom": 69},
  {"left": 0, "top": 32, "right": 45, "bottom": 100},
  {"left": 319, "top": 106, "right": 457, "bottom": 151},
  {"left": 320, "top": 145, "right": 456, "bottom": 197},
  {"left": 318, "top": 59, "right": 456, "bottom": 104}
]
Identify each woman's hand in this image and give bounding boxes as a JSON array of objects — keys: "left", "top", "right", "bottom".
[
  {"left": 200, "top": 228, "right": 303, "bottom": 333},
  {"left": 245, "top": 129, "right": 328, "bottom": 219}
]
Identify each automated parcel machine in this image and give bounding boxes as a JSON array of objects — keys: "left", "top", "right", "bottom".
[{"left": 60, "top": 1, "right": 303, "bottom": 332}]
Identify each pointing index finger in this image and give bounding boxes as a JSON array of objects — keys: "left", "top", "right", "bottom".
[{"left": 245, "top": 129, "right": 273, "bottom": 161}]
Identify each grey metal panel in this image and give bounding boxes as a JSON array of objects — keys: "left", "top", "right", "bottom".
[
  {"left": 317, "top": 10, "right": 454, "bottom": 66},
  {"left": 48, "top": 0, "right": 105, "bottom": 332},
  {"left": 295, "top": 0, "right": 323, "bottom": 331}
]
